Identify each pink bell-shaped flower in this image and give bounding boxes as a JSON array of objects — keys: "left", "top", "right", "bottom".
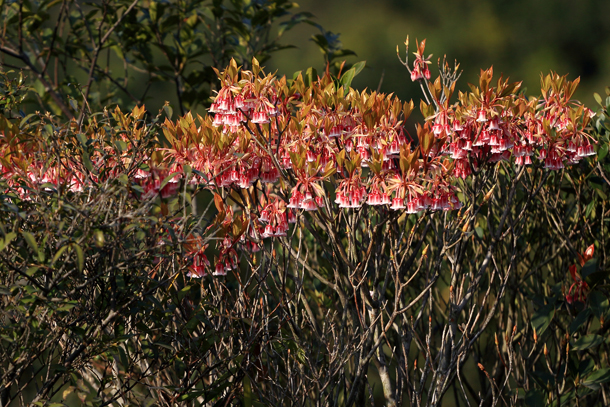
[
  {"left": 263, "top": 224, "right": 274, "bottom": 238},
  {"left": 380, "top": 193, "right": 391, "bottom": 205},
  {"left": 405, "top": 200, "right": 419, "bottom": 214},
  {"left": 275, "top": 221, "right": 288, "bottom": 236},
  {"left": 287, "top": 210, "right": 297, "bottom": 224},
  {"left": 390, "top": 197, "right": 405, "bottom": 210},
  {"left": 259, "top": 209, "right": 270, "bottom": 223},
  {"left": 411, "top": 66, "right": 423, "bottom": 81},
  {"left": 214, "top": 261, "right": 227, "bottom": 276},
  {"left": 315, "top": 196, "right": 325, "bottom": 208}
]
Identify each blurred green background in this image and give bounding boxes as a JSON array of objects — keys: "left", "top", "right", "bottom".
[
  {"left": 2, "top": 0, "right": 609, "bottom": 118},
  {"left": 269, "top": 0, "right": 610, "bottom": 107}
]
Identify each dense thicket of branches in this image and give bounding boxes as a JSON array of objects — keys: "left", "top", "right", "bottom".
[{"left": 1, "top": 1, "right": 610, "bottom": 407}]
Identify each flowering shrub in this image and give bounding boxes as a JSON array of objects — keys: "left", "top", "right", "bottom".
[
  {"left": 1, "top": 37, "right": 610, "bottom": 407},
  {"left": 156, "top": 39, "right": 596, "bottom": 278}
]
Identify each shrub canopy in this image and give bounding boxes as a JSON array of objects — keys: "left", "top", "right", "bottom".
[{"left": 1, "top": 2, "right": 610, "bottom": 406}]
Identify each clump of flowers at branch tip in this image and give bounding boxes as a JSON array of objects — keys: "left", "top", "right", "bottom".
[
  {"left": 187, "top": 246, "right": 210, "bottom": 278},
  {"left": 0, "top": 105, "right": 152, "bottom": 200},
  {"left": 408, "top": 38, "right": 432, "bottom": 81},
  {"left": 565, "top": 244, "right": 594, "bottom": 304}
]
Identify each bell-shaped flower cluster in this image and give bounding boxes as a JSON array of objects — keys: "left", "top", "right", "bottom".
[
  {"left": 3, "top": 50, "right": 596, "bottom": 280},
  {"left": 259, "top": 197, "right": 292, "bottom": 238},
  {"left": 153, "top": 55, "right": 596, "bottom": 278},
  {"left": 0, "top": 105, "right": 154, "bottom": 201},
  {"left": 428, "top": 68, "right": 596, "bottom": 181}
]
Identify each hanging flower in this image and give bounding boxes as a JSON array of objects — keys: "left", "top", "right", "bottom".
[{"left": 565, "top": 244, "right": 594, "bottom": 304}]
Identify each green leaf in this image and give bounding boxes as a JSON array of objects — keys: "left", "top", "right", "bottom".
[
  {"left": 582, "top": 368, "right": 610, "bottom": 389},
  {"left": 569, "top": 308, "right": 591, "bottom": 333},
  {"left": 183, "top": 315, "right": 201, "bottom": 333},
  {"left": 585, "top": 200, "right": 595, "bottom": 219},
  {"left": 163, "top": 104, "right": 173, "bottom": 119},
  {"left": 44, "top": 124, "right": 55, "bottom": 136},
  {"left": 571, "top": 334, "right": 603, "bottom": 351},
  {"left": 19, "top": 113, "right": 37, "bottom": 128},
  {"left": 21, "top": 231, "right": 38, "bottom": 254},
  {"left": 1, "top": 334, "right": 14, "bottom": 343},
  {"left": 351, "top": 61, "right": 366, "bottom": 76},
  {"left": 0, "top": 232, "right": 16, "bottom": 251},
  {"left": 118, "top": 345, "right": 129, "bottom": 369},
  {"left": 277, "top": 11, "right": 315, "bottom": 36},
  {"left": 524, "top": 389, "right": 545, "bottom": 407},
  {"left": 594, "top": 92, "right": 603, "bottom": 107},
  {"left": 339, "top": 61, "right": 366, "bottom": 89},
  {"left": 152, "top": 342, "right": 175, "bottom": 351},
  {"left": 114, "top": 140, "right": 127, "bottom": 153},
  {"left": 57, "top": 301, "right": 77, "bottom": 312},
  {"left": 582, "top": 258, "right": 598, "bottom": 279},
  {"left": 72, "top": 243, "right": 84, "bottom": 272},
  {"left": 475, "top": 226, "right": 484, "bottom": 239},
  {"left": 76, "top": 133, "right": 88, "bottom": 146},
  {"left": 117, "top": 174, "right": 129, "bottom": 185},
  {"left": 583, "top": 258, "right": 609, "bottom": 287},
  {"left": 532, "top": 370, "right": 555, "bottom": 389},
  {"left": 159, "top": 173, "right": 180, "bottom": 191},
  {"left": 33, "top": 79, "right": 45, "bottom": 96},
  {"left": 340, "top": 68, "right": 356, "bottom": 89},
  {"left": 531, "top": 302, "right": 555, "bottom": 336},
  {"left": 548, "top": 390, "right": 577, "bottom": 407},
  {"left": 82, "top": 151, "right": 93, "bottom": 172},
  {"left": 26, "top": 266, "right": 39, "bottom": 276},
  {"left": 589, "top": 291, "right": 609, "bottom": 320},
  {"left": 93, "top": 230, "right": 105, "bottom": 247},
  {"left": 51, "top": 245, "right": 69, "bottom": 265},
  {"left": 192, "top": 169, "right": 209, "bottom": 184},
  {"left": 304, "top": 67, "right": 317, "bottom": 87},
  {"left": 178, "top": 390, "right": 207, "bottom": 402},
  {"left": 598, "top": 143, "right": 608, "bottom": 161},
  {"left": 576, "top": 357, "right": 595, "bottom": 377}
]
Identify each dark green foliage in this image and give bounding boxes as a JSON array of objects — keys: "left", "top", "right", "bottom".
[{"left": 0, "top": 0, "right": 327, "bottom": 117}]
